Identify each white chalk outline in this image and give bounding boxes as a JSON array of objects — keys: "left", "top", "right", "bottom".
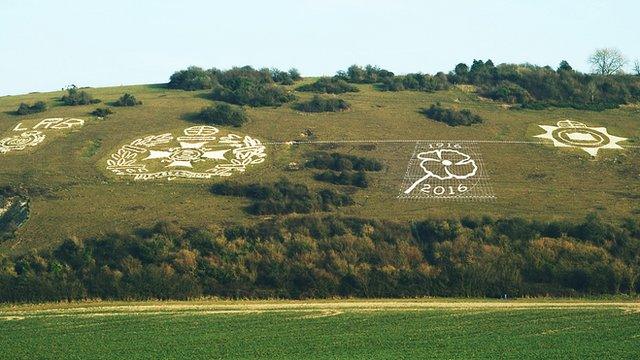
[
  {"left": 403, "top": 149, "right": 478, "bottom": 194},
  {"left": 106, "top": 126, "right": 267, "bottom": 181},
  {"left": 534, "top": 120, "right": 628, "bottom": 156},
  {"left": 0, "top": 118, "right": 84, "bottom": 155},
  {"left": 397, "top": 141, "right": 495, "bottom": 201}
]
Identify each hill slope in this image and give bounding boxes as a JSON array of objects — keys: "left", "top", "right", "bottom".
[{"left": 0, "top": 80, "right": 638, "bottom": 253}]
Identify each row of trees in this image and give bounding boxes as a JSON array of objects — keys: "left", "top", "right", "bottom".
[
  {"left": 1, "top": 213, "right": 638, "bottom": 302},
  {"left": 332, "top": 48, "right": 640, "bottom": 109},
  {"left": 448, "top": 59, "right": 640, "bottom": 110}
]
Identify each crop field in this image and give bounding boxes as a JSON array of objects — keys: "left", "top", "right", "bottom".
[
  {"left": 1, "top": 81, "right": 638, "bottom": 254},
  {"left": 0, "top": 299, "right": 638, "bottom": 359}
]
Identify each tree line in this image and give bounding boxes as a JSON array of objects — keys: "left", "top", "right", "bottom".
[{"left": 1, "top": 213, "right": 638, "bottom": 302}]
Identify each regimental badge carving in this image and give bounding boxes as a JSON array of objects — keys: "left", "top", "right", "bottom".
[
  {"left": 106, "top": 126, "right": 267, "bottom": 180},
  {"left": 0, "top": 118, "right": 84, "bottom": 154},
  {"left": 534, "top": 120, "right": 627, "bottom": 156}
]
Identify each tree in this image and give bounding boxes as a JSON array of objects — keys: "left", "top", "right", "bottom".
[
  {"left": 557, "top": 60, "right": 573, "bottom": 72},
  {"left": 288, "top": 68, "right": 302, "bottom": 81},
  {"left": 633, "top": 59, "right": 640, "bottom": 76},
  {"left": 454, "top": 63, "right": 469, "bottom": 77},
  {"left": 61, "top": 86, "right": 100, "bottom": 106},
  {"left": 588, "top": 48, "right": 627, "bottom": 75},
  {"left": 168, "top": 66, "right": 214, "bottom": 90}
]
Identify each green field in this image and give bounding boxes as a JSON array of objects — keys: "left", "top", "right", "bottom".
[
  {"left": 0, "top": 299, "right": 638, "bottom": 359},
  {"left": 0, "top": 81, "right": 638, "bottom": 253}
]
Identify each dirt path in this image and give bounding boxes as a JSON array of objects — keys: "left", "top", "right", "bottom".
[{"left": 1, "top": 299, "right": 639, "bottom": 319}]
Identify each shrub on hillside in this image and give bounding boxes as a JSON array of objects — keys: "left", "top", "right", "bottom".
[
  {"left": 15, "top": 101, "right": 47, "bottom": 115},
  {"left": 335, "top": 64, "right": 395, "bottom": 84},
  {"left": 314, "top": 170, "right": 369, "bottom": 188},
  {"left": 288, "top": 68, "right": 302, "bottom": 81},
  {"left": 211, "top": 83, "right": 294, "bottom": 107},
  {"left": 113, "top": 93, "right": 142, "bottom": 106},
  {"left": 91, "top": 107, "right": 113, "bottom": 117},
  {"left": 270, "top": 68, "right": 303, "bottom": 85},
  {"left": 197, "top": 103, "right": 247, "bottom": 127},
  {"left": 421, "top": 103, "right": 483, "bottom": 126},
  {"left": 168, "top": 66, "right": 298, "bottom": 106},
  {"left": 379, "top": 72, "right": 450, "bottom": 92},
  {"left": 168, "top": 66, "right": 216, "bottom": 90},
  {"left": 210, "top": 179, "right": 353, "bottom": 215},
  {"left": 210, "top": 66, "right": 295, "bottom": 106},
  {"left": 305, "top": 152, "right": 383, "bottom": 172},
  {"left": 61, "top": 86, "right": 100, "bottom": 106},
  {"left": 294, "top": 95, "right": 350, "bottom": 112},
  {"left": 297, "top": 77, "right": 359, "bottom": 94}
]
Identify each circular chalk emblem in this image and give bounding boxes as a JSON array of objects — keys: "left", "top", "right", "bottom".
[
  {"left": 106, "top": 126, "right": 267, "bottom": 181},
  {"left": 0, "top": 131, "right": 46, "bottom": 154},
  {"left": 535, "top": 120, "right": 627, "bottom": 156}
]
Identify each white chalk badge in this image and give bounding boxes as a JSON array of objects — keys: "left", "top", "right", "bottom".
[{"left": 106, "top": 126, "right": 267, "bottom": 181}]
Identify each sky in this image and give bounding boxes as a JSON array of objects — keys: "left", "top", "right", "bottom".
[{"left": 1, "top": 0, "right": 639, "bottom": 95}]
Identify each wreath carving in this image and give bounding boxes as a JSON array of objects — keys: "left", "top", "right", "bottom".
[{"left": 106, "top": 126, "right": 266, "bottom": 180}]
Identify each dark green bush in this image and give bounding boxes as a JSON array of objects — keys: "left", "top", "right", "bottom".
[
  {"left": 288, "top": 68, "right": 302, "bottom": 81},
  {"left": 91, "top": 107, "right": 113, "bottom": 117},
  {"left": 314, "top": 170, "right": 369, "bottom": 188},
  {"left": 113, "top": 93, "right": 142, "bottom": 106},
  {"left": 297, "top": 77, "right": 359, "bottom": 94},
  {"left": 168, "top": 66, "right": 216, "bottom": 90},
  {"left": 379, "top": 72, "right": 450, "bottom": 92},
  {"left": 421, "top": 103, "right": 483, "bottom": 126},
  {"left": 168, "top": 66, "right": 296, "bottom": 106},
  {"left": 61, "top": 86, "right": 100, "bottom": 106},
  {"left": 210, "top": 179, "right": 353, "bottom": 215},
  {"left": 197, "top": 103, "right": 247, "bottom": 127},
  {"left": 294, "top": 95, "right": 350, "bottom": 112},
  {"left": 16, "top": 101, "right": 47, "bottom": 115},
  {"left": 335, "top": 64, "right": 395, "bottom": 84},
  {"left": 211, "top": 83, "right": 294, "bottom": 107},
  {"left": 270, "top": 68, "right": 302, "bottom": 85},
  {"left": 210, "top": 66, "right": 295, "bottom": 107},
  {"left": 305, "top": 152, "right": 383, "bottom": 172}
]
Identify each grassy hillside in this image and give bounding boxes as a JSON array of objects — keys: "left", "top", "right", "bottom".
[
  {"left": 0, "top": 80, "right": 639, "bottom": 253},
  {"left": 1, "top": 299, "right": 638, "bottom": 359}
]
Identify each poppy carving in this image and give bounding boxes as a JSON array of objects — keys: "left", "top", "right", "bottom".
[{"left": 403, "top": 149, "right": 478, "bottom": 194}]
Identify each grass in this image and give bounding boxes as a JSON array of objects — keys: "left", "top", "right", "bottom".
[
  {"left": 0, "top": 299, "right": 638, "bottom": 359},
  {"left": 0, "top": 81, "right": 638, "bottom": 253}
]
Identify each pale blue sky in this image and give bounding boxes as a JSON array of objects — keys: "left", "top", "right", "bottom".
[{"left": 1, "top": 0, "right": 638, "bottom": 95}]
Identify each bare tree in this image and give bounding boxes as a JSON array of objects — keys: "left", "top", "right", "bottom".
[
  {"left": 633, "top": 59, "right": 640, "bottom": 76},
  {"left": 588, "top": 48, "right": 627, "bottom": 75}
]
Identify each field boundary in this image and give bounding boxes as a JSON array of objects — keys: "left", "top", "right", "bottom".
[{"left": 2, "top": 299, "right": 639, "bottom": 319}]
